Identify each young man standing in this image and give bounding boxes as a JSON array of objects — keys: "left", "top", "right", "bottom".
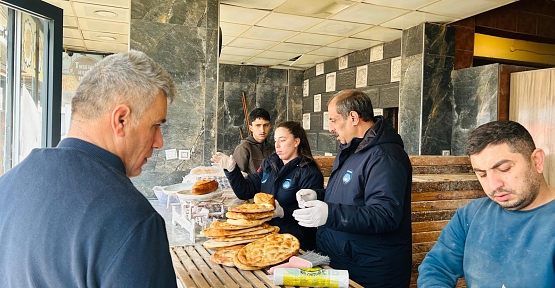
[{"left": 233, "top": 108, "right": 275, "bottom": 174}]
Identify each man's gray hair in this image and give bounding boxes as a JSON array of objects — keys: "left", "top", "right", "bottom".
[{"left": 71, "top": 50, "right": 176, "bottom": 123}]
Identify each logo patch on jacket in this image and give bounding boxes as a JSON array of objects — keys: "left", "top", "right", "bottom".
[
  {"left": 261, "top": 172, "right": 269, "bottom": 184},
  {"left": 342, "top": 170, "right": 353, "bottom": 184},
  {"left": 282, "top": 179, "right": 292, "bottom": 189}
]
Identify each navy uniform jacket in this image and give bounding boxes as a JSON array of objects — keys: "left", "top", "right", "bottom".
[
  {"left": 316, "top": 116, "right": 412, "bottom": 288},
  {"left": 225, "top": 153, "right": 324, "bottom": 250}
]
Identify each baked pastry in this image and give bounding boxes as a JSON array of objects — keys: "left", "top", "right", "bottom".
[
  {"left": 191, "top": 179, "right": 218, "bottom": 195},
  {"left": 233, "top": 250, "right": 263, "bottom": 270},
  {"left": 227, "top": 203, "right": 274, "bottom": 213},
  {"left": 226, "top": 216, "right": 272, "bottom": 226},
  {"left": 254, "top": 193, "right": 275, "bottom": 208},
  {"left": 212, "top": 229, "right": 277, "bottom": 242},
  {"left": 203, "top": 238, "right": 258, "bottom": 249},
  {"left": 233, "top": 233, "right": 300, "bottom": 270},
  {"left": 209, "top": 245, "right": 244, "bottom": 267},
  {"left": 210, "top": 220, "right": 263, "bottom": 230},
  {"left": 201, "top": 223, "right": 270, "bottom": 237},
  {"left": 225, "top": 211, "right": 275, "bottom": 220}
]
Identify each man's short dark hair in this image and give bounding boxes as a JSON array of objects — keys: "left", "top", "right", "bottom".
[
  {"left": 249, "top": 108, "right": 271, "bottom": 123},
  {"left": 466, "top": 120, "right": 536, "bottom": 158}
]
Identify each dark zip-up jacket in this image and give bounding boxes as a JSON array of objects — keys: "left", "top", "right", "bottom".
[
  {"left": 233, "top": 136, "right": 275, "bottom": 175},
  {"left": 225, "top": 153, "right": 324, "bottom": 250},
  {"left": 316, "top": 116, "right": 412, "bottom": 288}
]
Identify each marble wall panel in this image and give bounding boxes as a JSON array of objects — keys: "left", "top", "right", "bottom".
[
  {"left": 384, "top": 38, "right": 401, "bottom": 59},
  {"left": 303, "top": 96, "right": 314, "bottom": 113},
  {"left": 348, "top": 48, "right": 370, "bottom": 68},
  {"left": 359, "top": 86, "right": 380, "bottom": 108},
  {"left": 402, "top": 24, "right": 424, "bottom": 58},
  {"left": 321, "top": 92, "right": 335, "bottom": 111},
  {"left": 304, "top": 66, "right": 316, "bottom": 79},
  {"left": 311, "top": 113, "right": 323, "bottom": 133},
  {"left": 318, "top": 132, "right": 338, "bottom": 154},
  {"left": 132, "top": 0, "right": 207, "bottom": 27},
  {"left": 223, "top": 82, "right": 257, "bottom": 128},
  {"left": 336, "top": 67, "right": 356, "bottom": 91},
  {"left": 288, "top": 85, "right": 303, "bottom": 122},
  {"left": 222, "top": 65, "right": 257, "bottom": 83},
  {"left": 399, "top": 54, "right": 424, "bottom": 155},
  {"left": 257, "top": 67, "right": 288, "bottom": 86},
  {"left": 420, "top": 55, "right": 455, "bottom": 155},
  {"left": 379, "top": 83, "right": 400, "bottom": 108},
  {"left": 368, "top": 59, "right": 391, "bottom": 86},
  {"left": 324, "top": 58, "right": 339, "bottom": 73},
  {"left": 425, "top": 23, "right": 455, "bottom": 57},
  {"left": 309, "top": 75, "right": 326, "bottom": 95},
  {"left": 257, "top": 84, "right": 288, "bottom": 125},
  {"left": 307, "top": 132, "right": 318, "bottom": 152},
  {"left": 451, "top": 64, "right": 499, "bottom": 155},
  {"left": 289, "top": 69, "right": 304, "bottom": 86}
]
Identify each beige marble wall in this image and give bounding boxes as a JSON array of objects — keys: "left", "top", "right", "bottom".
[{"left": 510, "top": 68, "right": 555, "bottom": 185}]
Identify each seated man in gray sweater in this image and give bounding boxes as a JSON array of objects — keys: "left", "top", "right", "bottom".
[
  {"left": 0, "top": 51, "right": 178, "bottom": 287},
  {"left": 418, "top": 120, "right": 555, "bottom": 287},
  {"left": 233, "top": 107, "right": 275, "bottom": 174}
]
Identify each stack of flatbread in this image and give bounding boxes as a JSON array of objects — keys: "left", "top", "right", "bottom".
[{"left": 203, "top": 193, "right": 279, "bottom": 267}]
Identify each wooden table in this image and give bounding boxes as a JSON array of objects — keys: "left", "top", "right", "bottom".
[{"left": 171, "top": 245, "right": 364, "bottom": 288}]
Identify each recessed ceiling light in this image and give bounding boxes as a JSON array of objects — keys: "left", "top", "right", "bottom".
[
  {"left": 97, "top": 36, "right": 116, "bottom": 41},
  {"left": 94, "top": 10, "right": 118, "bottom": 18}
]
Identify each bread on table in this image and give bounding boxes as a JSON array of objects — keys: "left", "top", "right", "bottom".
[{"left": 191, "top": 179, "right": 218, "bottom": 195}]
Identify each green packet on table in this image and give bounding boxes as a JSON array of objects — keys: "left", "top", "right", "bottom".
[{"left": 272, "top": 267, "right": 349, "bottom": 288}]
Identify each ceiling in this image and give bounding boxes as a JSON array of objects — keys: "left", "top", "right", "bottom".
[{"left": 42, "top": 0, "right": 519, "bottom": 69}]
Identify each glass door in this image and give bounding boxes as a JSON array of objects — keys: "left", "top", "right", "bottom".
[{"left": 0, "top": 0, "right": 62, "bottom": 175}]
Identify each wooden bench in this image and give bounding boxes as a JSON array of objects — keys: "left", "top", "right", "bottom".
[{"left": 314, "top": 156, "right": 484, "bottom": 287}]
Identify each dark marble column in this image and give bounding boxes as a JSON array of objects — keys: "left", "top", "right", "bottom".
[
  {"left": 129, "top": 0, "right": 219, "bottom": 196},
  {"left": 399, "top": 23, "right": 455, "bottom": 155}
]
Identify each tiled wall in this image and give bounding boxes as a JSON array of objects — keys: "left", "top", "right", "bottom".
[
  {"left": 301, "top": 39, "right": 402, "bottom": 155},
  {"left": 216, "top": 64, "right": 303, "bottom": 155}
]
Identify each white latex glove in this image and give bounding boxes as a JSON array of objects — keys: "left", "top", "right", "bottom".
[
  {"left": 292, "top": 200, "right": 328, "bottom": 227},
  {"left": 296, "top": 189, "right": 317, "bottom": 208},
  {"left": 273, "top": 200, "right": 284, "bottom": 218},
  {"left": 210, "top": 152, "right": 236, "bottom": 171}
]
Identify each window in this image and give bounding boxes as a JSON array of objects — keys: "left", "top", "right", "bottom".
[{"left": 0, "top": 0, "right": 62, "bottom": 175}]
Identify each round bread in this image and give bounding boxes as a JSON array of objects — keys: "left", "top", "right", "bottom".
[
  {"left": 209, "top": 245, "right": 244, "bottom": 266},
  {"left": 210, "top": 220, "right": 262, "bottom": 230},
  {"left": 201, "top": 223, "right": 270, "bottom": 237},
  {"left": 225, "top": 211, "right": 275, "bottom": 220},
  {"left": 254, "top": 193, "right": 275, "bottom": 208},
  {"left": 191, "top": 179, "right": 219, "bottom": 195},
  {"left": 227, "top": 203, "right": 274, "bottom": 213},
  {"left": 233, "top": 249, "right": 265, "bottom": 270},
  {"left": 226, "top": 216, "right": 272, "bottom": 226},
  {"left": 236, "top": 233, "right": 300, "bottom": 268}
]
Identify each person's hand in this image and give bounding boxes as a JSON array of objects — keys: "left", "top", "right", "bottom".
[
  {"left": 296, "top": 189, "right": 317, "bottom": 208},
  {"left": 210, "top": 152, "right": 236, "bottom": 171},
  {"left": 273, "top": 200, "right": 284, "bottom": 218},
  {"left": 292, "top": 200, "right": 328, "bottom": 227}
]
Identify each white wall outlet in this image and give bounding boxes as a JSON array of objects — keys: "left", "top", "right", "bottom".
[
  {"left": 442, "top": 150, "right": 451, "bottom": 156},
  {"left": 179, "top": 149, "right": 191, "bottom": 160},
  {"left": 165, "top": 149, "right": 178, "bottom": 160}
]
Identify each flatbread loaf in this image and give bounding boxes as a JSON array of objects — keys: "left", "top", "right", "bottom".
[
  {"left": 254, "top": 193, "right": 275, "bottom": 208},
  {"left": 201, "top": 223, "right": 271, "bottom": 237},
  {"left": 233, "top": 250, "right": 264, "bottom": 270},
  {"left": 209, "top": 245, "right": 244, "bottom": 267},
  {"left": 235, "top": 233, "right": 300, "bottom": 268},
  {"left": 212, "top": 227, "right": 279, "bottom": 242},
  {"left": 202, "top": 238, "right": 257, "bottom": 249},
  {"left": 226, "top": 216, "right": 272, "bottom": 226},
  {"left": 225, "top": 211, "right": 275, "bottom": 220},
  {"left": 210, "top": 221, "right": 262, "bottom": 230},
  {"left": 191, "top": 179, "right": 218, "bottom": 195},
  {"left": 227, "top": 203, "right": 274, "bottom": 213}
]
